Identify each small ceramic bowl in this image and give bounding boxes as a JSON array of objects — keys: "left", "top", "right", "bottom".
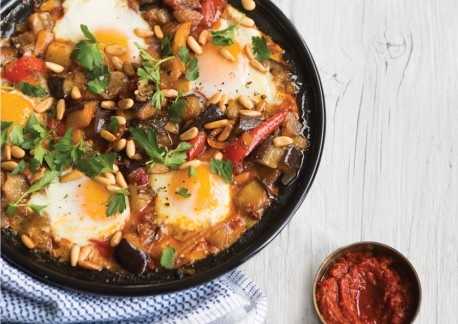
[{"left": 312, "top": 241, "right": 422, "bottom": 323}]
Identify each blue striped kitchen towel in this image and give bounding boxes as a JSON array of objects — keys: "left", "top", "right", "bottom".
[{"left": 0, "top": 258, "right": 267, "bottom": 324}]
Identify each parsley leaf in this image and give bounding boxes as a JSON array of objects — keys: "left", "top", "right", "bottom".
[
  {"left": 107, "top": 116, "right": 119, "bottom": 133},
  {"left": 47, "top": 129, "right": 85, "bottom": 171},
  {"left": 76, "top": 152, "right": 116, "bottom": 178},
  {"left": 252, "top": 36, "right": 271, "bottom": 61},
  {"left": 72, "top": 25, "right": 109, "bottom": 94},
  {"left": 11, "top": 160, "right": 26, "bottom": 175},
  {"left": 210, "top": 159, "right": 233, "bottom": 183},
  {"left": 27, "top": 170, "right": 59, "bottom": 195},
  {"left": 18, "top": 82, "right": 48, "bottom": 97},
  {"left": 130, "top": 126, "right": 165, "bottom": 162},
  {"left": 212, "top": 25, "right": 237, "bottom": 46},
  {"left": 9, "top": 125, "right": 24, "bottom": 146},
  {"left": 188, "top": 166, "right": 196, "bottom": 177},
  {"left": 161, "top": 34, "right": 173, "bottom": 57},
  {"left": 160, "top": 246, "right": 176, "bottom": 269},
  {"left": 163, "top": 142, "right": 192, "bottom": 169},
  {"left": 168, "top": 94, "right": 186, "bottom": 122},
  {"left": 175, "top": 187, "right": 191, "bottom": 198},
  {"left": 106, "top": 190, "right": 128, "bottom": 216},
  {"left": 29, "top": 204, "right": 47, "bottom": 215},
  {"left": 1, "top": 121, "right": 12, "bottom": 148},
  {"left": 177, "top": 47, "right": 199, "bottom": 81}
]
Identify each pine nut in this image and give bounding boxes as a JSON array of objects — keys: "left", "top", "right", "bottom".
[
  {"left": 111, "top": 56, "right": 124, "bottom": 70},
  {"left": 132, "top": 153, "right": 143, "bottom": 160},
  {"left": 244, "top": 44, "right": 255, "bottom": 60},
  {"left": 242, "top": 0, "right": 256, "bottom": 11},
  {"left": 112, "top": 164, "right": 119, "bottom": 172},
  {"left": 179, "top": 160, "right": 202, "bottom": 170},
  {"left": 208, "top": 92, "right": 222, "bottom": 104},
  {"left": 219, "top": 48, "right": 236, "bottom": 62},
  {"left": 207, "top": 137, "right": 226, "bottom": 149},
  {"left": 118, "top": 98, "right": 134, "bottom": 110},
  {"left": 34, "top": 97, "right": 54, "bottom": 113},
  {"left": 56, "top": 99, "right": 65, "bottom": 120},
  {"left": 149, "top": 163, "right": 169, "bottom": 174},
  {"left": 213, "top": 151, "right": 223, "bottom": 160},
  {"left": 219, "top": 94, "right": 229, "bottom": 112},
  {"left": 217, "top": 125, "right": 233, "bottom": 142},
  {"left": 239, "top": 109, "right": 261, "bottom": 117},
  {"left": 70, "top": 244, "right": 80, "bottom": 267},
  {"left": 101, "top": 100, "right": 116, "bottom": 109},
  {"left": 250, "top": 59, "right": 268, "bottom": 73},
  {"left": 179, "top": 127, "right": 199, "bottom": 141},
  {"left": 154, "top": 25, "right": 164, "bottom": 39},
  {"left": 3, "top": 144, "right": 11, "bottom": 160},
  {"left": 273, "top": 136, "right": 294, "bottom": 147},
  {"left": 78, "top": 260, "right": 102, "bottom": 271},
  {"left": 1, "top": 161, "right": 18, "bottom": 171},
  {"left": 105, "top": 44, "right": 126, "bottom": 56},
  {"left": 114, "top": 115, "right": 127, "bottom": 126},
  {"left": 79, "top": 245, "right": 92, "bottom": 261},
  {"left": 187, "top": 36, "right": 203, "bottom": 55},
  {"left": 95, "top": 175, "right": 116, "bottom": 186},
  {"left": 103, "top": 172, "right": 116, "bottom": 184},
  {"left": 115, "top": 171, "right": 128, "bottom": 188},
  {"left": 164, "top": 122, "right": 179, "bottom": 134},
  {"left": 60, "top": 169, "right": 84, "bottom": 182},
  {"left": 71, "top": 86, "right": 82, "bottom": 100},
  {"left": 100, "top": 129, "right": 117, "bottom": 142},
  {"left": 198, "top": 30, "right": 209, "bottom": 46},
  {"left": 113, "top": 138, "right": 127, "bottom": 152},
  {"left": 240, "top": 16, "right": 255, "bottom": 27},
  {"left": 123, "top": 62, "right": 136, "bottom": 76},
  {"left": 210, "top": 127, "right": 223, "bottom": 137},
  {"left": 11, "top": 145, "right": 25, "bottom": 159},
  {"left": 204, "top": 119, "right": 230, "bottom": 129},
  {"left": 21, "top": 234, "right": 35, "bottom": 249},
  {"left": 126, "top": 139, "right": 136, "bottom": 158},
  {"left": 256, "top": 100, "right": 267, "bottom": 112},
  {"left": 227, "top": 5, "right": 244, "bottom": 21},
  {"left": 134, "top": 27, "right": 155, "bottom": 38},
  {"left": 238, "top": 95, "right": 254, "bottom": 109},
  {"left": 110, "top": 231, "right": 123, "bottom": 247},
  {"left": 106, "top": 184, "right": 122, "bottom": 193},
  {"left": 45, "top": 61, "right": 64, "bottom": 73},
  {"left": 162, "top": 89, "right": 178, "bottom": 98}
]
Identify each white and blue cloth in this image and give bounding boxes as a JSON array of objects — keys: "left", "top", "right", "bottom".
[{"left": 0, "top": 258, "right": 267, "bottom": 323}]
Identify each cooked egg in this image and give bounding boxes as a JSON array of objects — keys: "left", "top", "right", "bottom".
[
  {"left": 150, "top": 163, "right": 231, "bottom": 231},
  {"left": 0, "top": 90, "right": 34, "bottom": 125},
  {"left": 193, "top": 18, "right": 279, "bottom": 103},
  {"left": 53, "top": 0, "right": 151, "bottom": 62},
  {"left": 29, "top": 175, "right": 130, "bottom": 245}
]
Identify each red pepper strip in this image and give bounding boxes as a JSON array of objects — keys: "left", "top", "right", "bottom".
[
  {"left": 187, "top": 131, "right": 207, "bottom": 160},
  {"left": 223, "top": 110, "right": 289, "bottom": 168},
  {"left": 199, "top": 0, "right": 227, "bottom": 29},
  {"left": 3, "top": 56, "right": 46, "bottom": 83}
]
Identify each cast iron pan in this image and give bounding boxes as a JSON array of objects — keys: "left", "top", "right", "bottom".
[{"left": 1, "top": 0, "right": 326, "bottom": 295}]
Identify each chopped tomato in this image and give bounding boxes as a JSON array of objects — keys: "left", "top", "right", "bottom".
[
  {"left": 200, "top": 0, "right": 226, "bottom": 29},
  {"left": 3, "top": 56, "right": 46, "bottom": 83},
  {"left": 90, "top": 239, "right": 112, "bottom": 258},
  {"left": 187, "top": 131, "right": 207, "bottom": 160}
]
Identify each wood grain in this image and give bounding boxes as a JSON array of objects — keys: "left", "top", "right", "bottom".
[{"left": 240, "top": 0, "right": 458, "bottom": 323}]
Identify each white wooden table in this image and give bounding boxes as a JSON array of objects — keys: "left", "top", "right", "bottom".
[{"left": 240, "top": 1, "right": 458, "bottom": 323}]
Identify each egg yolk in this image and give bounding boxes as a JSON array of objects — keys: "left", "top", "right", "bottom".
[
  {"left": 169, "top": 165, "right": 218, "bottom": 211},
  {"left": 94, "top": 29, "right": 129, "bottom": 61},
  {"left": 0, "top": 90, "right": 34, "bottom": 125},
  {"left": 77, "top": 179, "right": 111, "bottom": 219}
]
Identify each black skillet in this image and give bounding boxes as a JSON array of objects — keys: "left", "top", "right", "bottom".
[{"left": 0, "top": 0, "right": 326, "bottom": 295}]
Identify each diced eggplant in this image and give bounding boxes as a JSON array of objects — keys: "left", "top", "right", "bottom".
[
  {"left": 182, "top": 95, "right": 204, "bottom": 121},
  {"left": 47, "top": 75, "right": 65, "bottom": 99},
  {"left": 2, "top": 174, "right": 28, "bottom": 203},
  {"left": 255, "top": 139, "right": 285, "bottom": 169},
  {"left": 282, "top": 112, "right": 302, "bottom": 137},
  {"left": 280, "top": 146, "right": 303, "bottom": 170},
  {"left": 114, "top": 239, "right": 148, "bottom": 274},
  {"left": 236, "top": 180, "right": 269, "bottom": 219},
  {"left": 187, "top": 105, "right": 224, "bottom": 130},
  {"left": 102, "top": 71, "right": 128, "bottom": 99},
  {"left": 235, "top": 115, "right": 261, "bottom": 134},
  {"left": 256, "top": 165, "right": 281, "bottom": 196}
]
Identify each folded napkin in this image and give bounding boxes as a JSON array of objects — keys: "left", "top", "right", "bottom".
[{"left": 0, "top": 258, "right": 267, "bottom": 324}]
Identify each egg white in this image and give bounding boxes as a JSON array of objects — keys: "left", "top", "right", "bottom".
[
  {"left": 29, "top": 176, "right": 129, "bottom": 245},
  {"left": 53, "top": 0, "right": 151, "bottom": 62},
  {"left": 193, "top": 18, "right": 279, "bottom": 103},
  {"left": 150, "top": 163, "right": 231, "bottom": 231}
]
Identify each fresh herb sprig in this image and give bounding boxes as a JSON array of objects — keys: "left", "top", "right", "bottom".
[
  {"left": 177, "top": 47, "right": 199, "bottom": 81},
  {"left": 137, "top": 45, "right": 174, "bottom": 109},
  {"left": 210, "top": 159, "right": 233, "bottom": 183},
  {"left": 160, "top": 246, "right": 176, "bottom": 269},
  {"left": 106, "top": 189, "right": 128, "bottom": 217},
  {"left": 18, "top": 82, "right": 48, "bottom": 97},
  {"left": 168, "top": 93, "right": 186, "bottom": 123},
  {"left": 212, "top": 25, "right": 237, "bottom": 46},
  {"left": 72, "top": 25, "right": 110, "bottom": 94},
  {"left": 175, "top": 187, "right": 191, "bottom": 198},
  {"left": 251, "top": 36, "right": 271, "bottom": 61}
]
